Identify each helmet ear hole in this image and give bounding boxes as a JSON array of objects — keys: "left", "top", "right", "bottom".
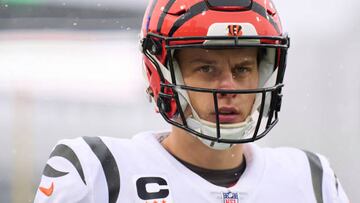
[
  {"left": 157, "top": 97, "right": 172, "bottom": 113},
  {"left": 144, "top": 37, "right": 163, "bottom": 55}
]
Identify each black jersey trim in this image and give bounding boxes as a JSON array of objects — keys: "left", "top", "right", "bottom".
[
  {"left": 43, "top": 164, "right": 69, "bottom": 178},
  {"left": 157, "top": 0, "right": 176, "bottom": 33},
  {"left": 49, "top": 144, "right": 86, "bottom": 185},
  {"left": 303, "top": 150, "right": 324, "bottom": 203},
  {"left": 334, "top": 174, "right": 339, "bottom": 195},
  {"left": 83, "top": 136, "right": 120, "bottom": 203},
  {"left": 171, "top": 151, "right": 246, "bottom": 187},
  {"left": 168, "top": 1, "right": 208, "bottom": 37}
]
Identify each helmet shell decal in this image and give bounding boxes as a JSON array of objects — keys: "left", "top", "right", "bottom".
[{"left": 207, "top": 23, "right": 258, "bottom": 36}]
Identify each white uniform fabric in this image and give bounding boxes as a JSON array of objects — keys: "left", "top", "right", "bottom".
[{"left": 34, "top": 131, "right": 349, "bottom": 203}]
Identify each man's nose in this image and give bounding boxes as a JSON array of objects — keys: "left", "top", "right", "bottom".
[{"left": 217, "top": 70, "right": 237, "bottom": 98}]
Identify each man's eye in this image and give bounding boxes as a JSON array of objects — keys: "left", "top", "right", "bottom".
[
  {"left": 197, "top": 65, "right": 214, "bottom": 73},
  {"left": 233, "top": 66, "right": 250, "bottom": 75}
]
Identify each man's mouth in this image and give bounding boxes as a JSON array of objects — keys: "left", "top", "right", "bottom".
[{"left": 215, "top": 107, "right": 240, "bottom": 123}]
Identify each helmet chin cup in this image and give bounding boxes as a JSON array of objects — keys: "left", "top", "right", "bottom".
[{"left": 186, "top": 112, "right": 258, "bottom": 150}]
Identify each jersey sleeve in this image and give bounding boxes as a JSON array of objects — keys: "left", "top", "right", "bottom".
[
  {"left": 318, "top": 154, "right": 350, "bottom": 203},
  {"left": 34, "top": 138, "right": 94, "bottom": 203}
]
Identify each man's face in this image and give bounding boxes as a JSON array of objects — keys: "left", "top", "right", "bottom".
[{"left": 176, "top": 47, "right": 259, "bottom": 124}]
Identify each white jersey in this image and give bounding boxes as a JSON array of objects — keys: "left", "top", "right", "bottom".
[{"left": 34, "top": 131, "right": 349, "bottom": 203}]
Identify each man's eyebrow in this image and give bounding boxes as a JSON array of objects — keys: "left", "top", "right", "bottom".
[
  {"left": 236, "top": 59, "right": 257, "bottom": 65},
  {"left": 187, "top": 58, "right": 256, "bottom": 65},
  {"left": 187, "top": 58, "right": 218, "bottom": 64}
]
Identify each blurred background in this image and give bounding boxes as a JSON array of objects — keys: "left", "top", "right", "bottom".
[{"left": 0, "top": 0, "right": 359, "bottom": 202}]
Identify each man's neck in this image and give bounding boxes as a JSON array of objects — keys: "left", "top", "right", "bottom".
[{"left": 161, "top": 126, "right": 245, "bottom": 170}]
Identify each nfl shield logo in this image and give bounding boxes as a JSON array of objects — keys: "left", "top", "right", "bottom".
[{"left": 223, "top": 192, "right": 239, "bottom": 203}]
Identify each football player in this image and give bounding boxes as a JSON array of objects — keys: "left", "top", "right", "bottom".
[{"left": 35, "top": 0, "right": 349, "bottom": 202}]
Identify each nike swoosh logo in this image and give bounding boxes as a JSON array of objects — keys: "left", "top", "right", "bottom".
[{"left": 39, "top": 182, "right": 54, "bottom": 197}]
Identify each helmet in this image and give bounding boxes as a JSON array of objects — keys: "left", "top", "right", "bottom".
[{"left": 140, "top": 0, "right": 290, "bottom": 149}]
